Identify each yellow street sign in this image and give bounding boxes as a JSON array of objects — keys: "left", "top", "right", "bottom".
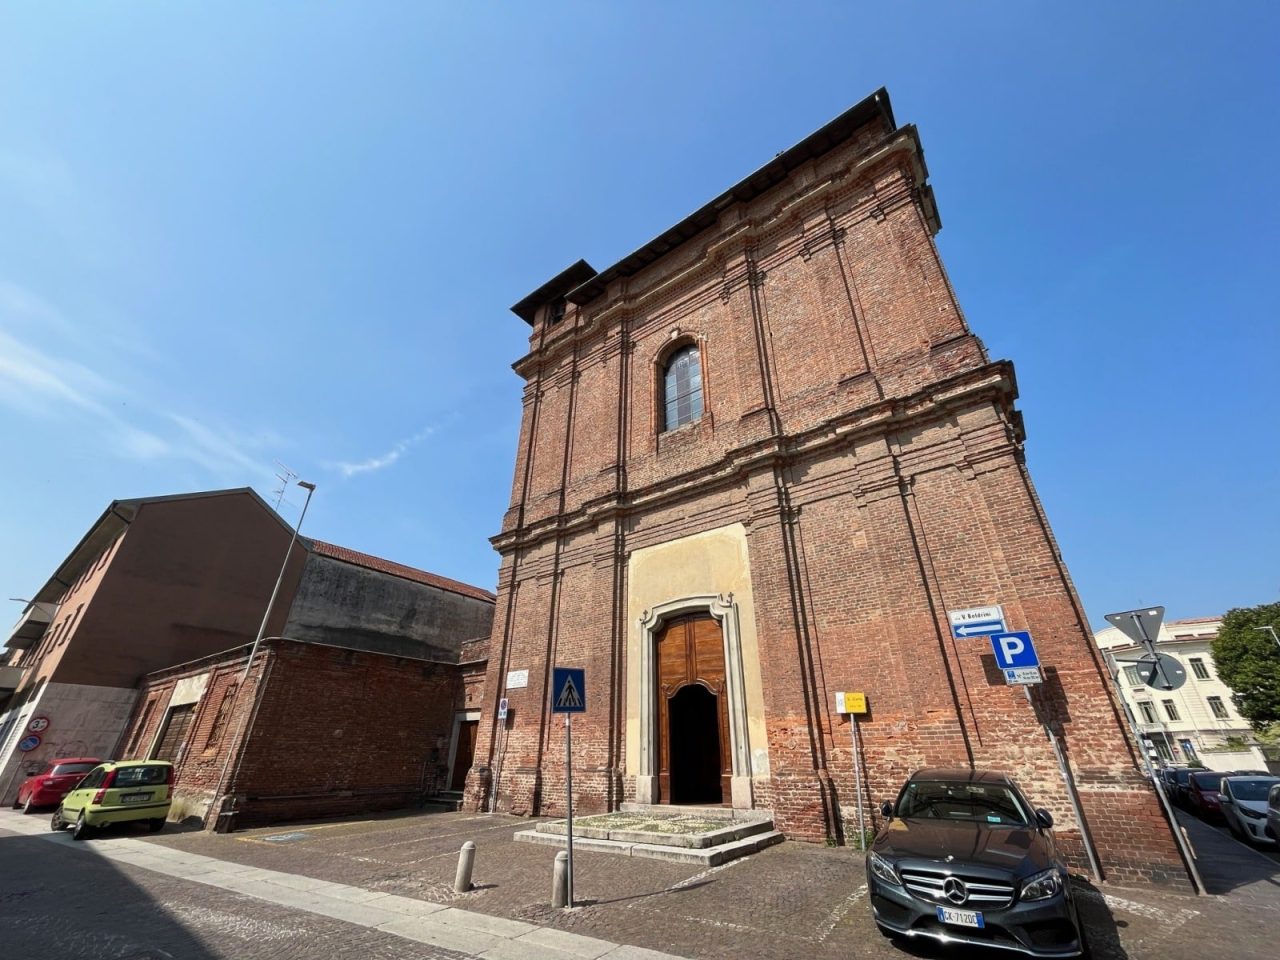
[{"left": 835, "top": 691, "right": 868, "bottom": 715}]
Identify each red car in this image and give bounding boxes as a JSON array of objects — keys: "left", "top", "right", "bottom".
[
  {"left": 1187, "top": 770, "right": 1226, "bottom": 819},
  {"left": 12, "top": 758, "right": 101, "bottom": 814}
]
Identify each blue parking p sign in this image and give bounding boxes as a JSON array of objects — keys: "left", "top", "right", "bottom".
[{"left": 988, "top": 631, "right": 1039, "bottom": 670}]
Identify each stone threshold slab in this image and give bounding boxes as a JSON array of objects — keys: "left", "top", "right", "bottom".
[
  {"left": 535, "top": 811, "right": 775, "bottom": 849},
  {"left": 514, "top": 827, "right": 785, "bottom": 866}
]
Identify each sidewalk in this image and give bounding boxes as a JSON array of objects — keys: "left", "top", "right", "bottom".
[
  {"left": 0, "top": 809, "right": 681, "bottom": 960},
  {"left": 6, "top": 806, "right": 1280, "bottom": 959}
]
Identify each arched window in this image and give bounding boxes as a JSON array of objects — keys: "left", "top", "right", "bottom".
[{"left": 661, "top": 343, "right": 704, "bottom": 432}]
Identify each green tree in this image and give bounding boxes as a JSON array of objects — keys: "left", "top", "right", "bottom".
[{"left": 1211, "top": 602, "right": 1280, "bottom": 728}]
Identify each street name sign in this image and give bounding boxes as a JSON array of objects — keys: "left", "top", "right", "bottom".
[
  {"left": 949, "top": 605, "right": 1007, "bottom": 639},
  {"left": 834, "top": 691, "right": 868, "bottom": 715},
  {"left": 551, "top": 667, "right": 586, "bottom": 714}
]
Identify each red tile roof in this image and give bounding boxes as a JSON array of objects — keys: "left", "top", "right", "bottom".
[{"left": 308, "top": 540, "right": 496, "bottom": 603}]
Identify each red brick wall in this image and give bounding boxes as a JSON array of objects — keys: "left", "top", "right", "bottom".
[
  {"left": 468, "top": 104, "right": 1188, "bottom": 887},
  {"left": 120, "top": 639, "right": 470, "bottom": 827}
]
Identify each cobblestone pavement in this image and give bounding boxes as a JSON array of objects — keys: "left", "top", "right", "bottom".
[
  {"left": 5, "top": 806, "right": 1280, "bottom": 960},
  {"left": 0, "top": 830, "right": 474, "bottom": 960}
]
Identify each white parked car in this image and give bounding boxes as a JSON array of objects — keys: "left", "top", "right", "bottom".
[{"left": 1219, "top": 776, "right": 1280, "bottom": 846}]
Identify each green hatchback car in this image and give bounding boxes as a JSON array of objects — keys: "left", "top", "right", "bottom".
[{"left": 51, "top": 760, "right": 173, "bottom": 840}]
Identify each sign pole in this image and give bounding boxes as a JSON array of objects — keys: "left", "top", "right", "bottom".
[
  {"left": 1102, "top": 653, "right": 1206, "bottom": 894},
  {"left": 850, "top": 715, "right": 866, "bottom": 850},
  {"left": 565, "top": 712, "right": 574, "bottom": 908},
  {"left": 1024, "top": 686, "right": 1102, "bottom": 883}
]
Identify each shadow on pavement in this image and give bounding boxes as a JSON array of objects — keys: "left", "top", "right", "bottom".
[
  {"left": 0, "top": 832, "right": 218, "bottom": 960},
  {"left": 1176, "top": 809, "right": 1280, "bottom": 896}
]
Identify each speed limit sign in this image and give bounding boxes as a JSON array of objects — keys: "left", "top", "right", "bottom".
[{"left": 27, "top": 716, "right": 50, "bottom": 734}]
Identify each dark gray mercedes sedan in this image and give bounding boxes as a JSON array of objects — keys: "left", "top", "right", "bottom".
[{"left": 866, "top": 769, "right": 1085, "bottom": 958}]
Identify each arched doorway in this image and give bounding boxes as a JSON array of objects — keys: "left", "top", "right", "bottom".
[
  {"left": 656, "top": 613, "right": 731, "bottom": 804},
  {"left": 668, "top": 685, "right": 723, "bottom": 804}
]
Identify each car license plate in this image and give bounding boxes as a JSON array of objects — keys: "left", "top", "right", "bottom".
[
  {"left": 936, "top": 906, "right": 984, "bottom": 928},
  {"left": 121, "top": 793, "right": 151, "bottom": 804}
]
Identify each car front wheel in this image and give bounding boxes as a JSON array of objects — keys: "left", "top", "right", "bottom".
[{"left": 72, "top": 811, "right": 91, "bottom": 841}]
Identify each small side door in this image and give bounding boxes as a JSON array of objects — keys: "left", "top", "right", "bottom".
[{"left": 61, "top": 766, "right": 106, "bottom": 816}]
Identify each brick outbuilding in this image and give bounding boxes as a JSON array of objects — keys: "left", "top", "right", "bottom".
[
  {"left": 0, "top": 487, "right": 495, "bottom": 816},
  {"left": 119, "top": 636, "right": 488, "bottom": 828},
  {"left": 465, "top": 88, "right": 1190, "bottom": 887}
]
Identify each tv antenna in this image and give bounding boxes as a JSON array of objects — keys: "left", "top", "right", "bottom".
[{"left": 271, "top": 462, "right": 299, "bottom": 511}]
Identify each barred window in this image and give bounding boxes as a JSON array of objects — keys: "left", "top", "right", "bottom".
[{"left": 661, "top": 344, "right": 703, "bottom": 432}]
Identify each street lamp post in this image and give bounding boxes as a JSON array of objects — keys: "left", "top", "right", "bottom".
[
  {"left": 209, "top": 480, "right": 316, "bottom": 828},
  {"left": 1253, "top": 625, "right": 1280, "bottom": 651},
  {"left": 238, "top": 480, "right": 316, "bottom": 685}
]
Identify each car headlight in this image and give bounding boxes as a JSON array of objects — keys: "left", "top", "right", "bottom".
[
  {"left": 1021, "top": 868, "right": 1063, "bottom": 901},
  {"left": 869, "top": 852, "right": 901, "bottom": 886},
  {"left": 1239, "top": 807, "right": 1266, "bottom": 820}
]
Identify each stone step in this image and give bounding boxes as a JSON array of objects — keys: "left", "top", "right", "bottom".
[
  {"left": 428, "top": 791, "right": 464, "bottom": 812},
  {"left": 534, "top": 814, "right": 775, "bottom": 849},
  {"left": 618, "top": 802, "right": 772, "bottom": 821},
  {"left": 513, "top": 828, "right": 785, "bottom": 866}
]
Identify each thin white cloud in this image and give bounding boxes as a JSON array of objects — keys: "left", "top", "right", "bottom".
[
  {"left": 0, "top": 328, "right": 119, "bottom": 417},
  {"left": 0, "top": 286, "right": 276, "bottom": 481},
  {"left": 0, "top": 279, "right": 74, "bottom": 336},
  {"left": 167, "top": 414, "right": 277, "bottom": 480},
  {"left": 331, "top": 428, "right": 435, "bottom": 478}
]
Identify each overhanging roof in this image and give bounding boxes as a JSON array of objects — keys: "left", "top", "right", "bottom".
[{"left": 510, "top": 259, "right": 598, "bottom": 325}]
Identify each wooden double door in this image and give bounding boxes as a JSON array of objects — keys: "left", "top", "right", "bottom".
[{"left": 656, "top": 614, "right": 731, "bottom": 805}]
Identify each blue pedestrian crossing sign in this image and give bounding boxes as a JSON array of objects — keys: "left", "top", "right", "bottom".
[{"left": 552, "top": 667, "right": 586, "bottom": 713}]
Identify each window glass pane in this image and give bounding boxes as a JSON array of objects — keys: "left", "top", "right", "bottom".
[
  {"left": 1123, "top": 665, "right": 1141, "bottom": 686},
  {"left": 662, "top": 345, "right": 703, "bottom": 431},
  {"left": 52, "top": 763, "right": 97, "bottom": 776},
  {"left": 114, "top": 765, "right": 168, "bottom": 787},
  {"left": 1162, "top": 699, "right": 1180, "bottom": 721},
  {"left": 1189, "top": 658, "right": 1210, "bottom": 680}
]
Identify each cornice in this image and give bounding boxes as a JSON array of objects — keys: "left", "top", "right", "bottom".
[{"left": 490, "top": 360, "right": 1019, "bottom": 555}]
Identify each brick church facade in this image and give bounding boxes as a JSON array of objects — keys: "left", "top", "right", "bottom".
[{"left": 465, "top": 88, "right": 1187, "bottom": 885}]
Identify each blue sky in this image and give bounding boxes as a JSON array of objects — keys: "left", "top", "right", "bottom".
[{"left": 1, "top": 3, "right": 1276, "bottom": 630}]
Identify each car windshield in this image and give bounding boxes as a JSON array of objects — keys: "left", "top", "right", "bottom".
[
  {"left": 51, "top": 762, "right": 97, "bottom": 776},
  {"left": 897, "top": 780, "right": 1030, "bottom": 825},
  {"left": 1174, "top": 769, "right": 1193, "bottom": 784},
  {"left": 113, "top": 766, "right": 168, "bottom": 787},
  {"left": 1228, "top": 779, "right": 1280, "bottom": 802},
  {"left": 1192, "top": 773, "right": 1223, "bottom": 790}
]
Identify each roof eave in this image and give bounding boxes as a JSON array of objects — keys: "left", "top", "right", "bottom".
[{"left": 565, "top": 87, "right": 897, "bottom": 307}]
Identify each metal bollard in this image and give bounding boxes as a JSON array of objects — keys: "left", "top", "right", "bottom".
[
  {"left": 454, "top": 840, "right": 476, "bottom": 893},
  {"left": 551, "top": 850, "right": 569, "bottom": 908}
]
